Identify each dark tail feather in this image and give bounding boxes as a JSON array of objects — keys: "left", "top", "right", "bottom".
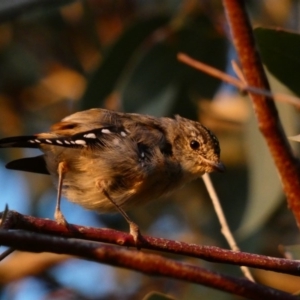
[
  {"left": 0, "top": 136, "right": 40, "bottom": 148},
  {"left": 6, "top": 155, "right": 50, "bottom": 175}
]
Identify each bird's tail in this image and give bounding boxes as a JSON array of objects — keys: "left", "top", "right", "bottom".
[{"left": 0, "top": 136, "right": 41, "bottom": 148}]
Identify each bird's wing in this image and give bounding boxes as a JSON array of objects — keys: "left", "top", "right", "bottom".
[{"left": 0, "top": 126, "right": 127, "bottom": 150}]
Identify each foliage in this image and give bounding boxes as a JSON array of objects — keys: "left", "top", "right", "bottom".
[{"left": 0, "top": 0, "right": 300, "bottom": 299}]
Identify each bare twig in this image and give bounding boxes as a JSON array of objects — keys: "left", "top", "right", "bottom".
[
  {"left": 231, "top": 60, "right": 300, "bottom": 108},
  {"left": 231, "top": 59, "right": 247, "bottom": 83},
  {"left": 202, "top": 174, "right": 254, "bottom": 282},
  {"left": 177, "top": 53, "right": 300, "bottom": 108},
  {"left": 0, "top": 230, "right": 297, "bottom": 300},
  {"left": 202, "top": 174, "right": 239, "bottom": 252},
  {"left": 178, "top": 52, "right": 243, "bottom": 89},
  {"left": 2, "top": 211, "right": 300, "bottom": 277}
]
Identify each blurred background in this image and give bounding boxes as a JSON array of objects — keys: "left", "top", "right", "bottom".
[{"left": 0, "top": 0, "right": 300, "bottom": 299}]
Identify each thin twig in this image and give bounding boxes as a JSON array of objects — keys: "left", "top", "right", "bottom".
[
  {"left": 178, "top": 52, "right": 244, "bottom": 88},
  {"left": 231, "top": 59, "right": 247, "bottom": 83},
  {"left": 231, "top": 60, "right": 300, "bottom": 108},
  {"left": 177, "top": 52, "right": 300, "bottom": 108},
  {"left": 202, "top": 174, "right": 255, "bottom": 282}
]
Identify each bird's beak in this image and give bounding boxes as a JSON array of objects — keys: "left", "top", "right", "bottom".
[
  {"left": 201, "top": 157, "right": 225, "bottom": 173},
  {"left": 211, "top": 161, "right": 225, "bottom": 172}
]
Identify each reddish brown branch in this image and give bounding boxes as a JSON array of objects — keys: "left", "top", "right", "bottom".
[
  {"left": 3, "top": 211, "right": 300, "bottom": 277},
  {"left": 0, "top": 230, "right": 297, "bottom": 300},
  {"left": 222, "top": 0, "right": 300, "bottom": 226}
]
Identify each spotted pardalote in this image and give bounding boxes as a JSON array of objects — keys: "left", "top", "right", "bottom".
[{"left": 0, "top": 108, "right": 224, "bottom": 241}]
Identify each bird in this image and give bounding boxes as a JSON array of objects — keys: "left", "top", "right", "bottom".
[{"left": 0, "top": 108, "right": 224, "bottom": 242}]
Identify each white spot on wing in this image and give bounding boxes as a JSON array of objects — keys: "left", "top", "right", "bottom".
[
  {"left": 35, "top": 139, "right": 41, "bottom": 143},
  {"left": 29, "top": 140, "right": 35, "bottom": 143},
  {"left": 46, "top": 139, "right": 52, "bottom": 143},
  {"left": 64, "top": 140, "right": 70, "bottom": 144},
  {"left": 56, "top": 140, "right": 63, "bottom": 145},
  {"left": 84, "top": 133, "right": 96, "bottom": 139},
  {"left": 101, "top": 128, "right": 111, "bottom": 134},
  {"left": 121, "top": 131, "right": 127, "bottom": 137},
  {"left": 75, "top": 139, "right": 86, "bottom": 146}
]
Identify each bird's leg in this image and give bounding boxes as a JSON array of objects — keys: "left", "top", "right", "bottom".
[
  {"left": 99, "top": 185, "right": 141, "bottom": 244},
  {"left": 54, "top": 161, "right": 68, "bottom": 226}
]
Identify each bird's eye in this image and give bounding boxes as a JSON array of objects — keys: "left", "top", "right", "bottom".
[{"left": 190, "top": 140, "right": 200, "bottom": 150}]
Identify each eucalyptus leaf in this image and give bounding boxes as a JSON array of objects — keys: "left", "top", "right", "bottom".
[
  {"left": 0, "top": 44, "right": 41, "bottom": 91},
  {"left": 254, "top": 27, "right": 300, "bottom": 96},
  {"left": 80, "top": 16, "right": 170, "bottom": 110},
  {"left": 118, "top": 13, "right": 227, "bottom": 117},
  {"left": 119, "top": 41, "right": 178, "bottom": 115},
  {"left": 81, "top": 13, "right": 227, "bottom": 118},
  {"left": 130, "top": 84, "right": 177, "bottom": 117}
]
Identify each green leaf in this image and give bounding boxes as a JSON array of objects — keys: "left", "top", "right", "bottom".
[
  {"left": 81, "top": 13, "right": 227, "bottom": 119},
  {"left": 120, "top": 13, "right": 227, "bottom": 117},
  {"left": 80, "top": 16, "right": 170, "bottom": 110},
  {"left": 0, "top": 43, "right": 41, "bottom": 91},
  {"left": 254, "top": 27, "right": 300, "bottom": 96},
  {"left": 119, "top": 41, "right": 178, "bottom": 116}
]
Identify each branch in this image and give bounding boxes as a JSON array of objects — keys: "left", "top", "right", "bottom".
[
  {"left": 2, "top": 211, "right": 300, "bottom": 277},
  {"left": 0, "top": 230, "right": 297, "bottom": 300},
  {"left": 222, "top": 0, "right": 300, "bottom": 227},
  {"left": 177, "top": 53, "right": 300, "bottom": 109},
  {"left": 203, "top": 174, "right": 254, "bottom": 281}
]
